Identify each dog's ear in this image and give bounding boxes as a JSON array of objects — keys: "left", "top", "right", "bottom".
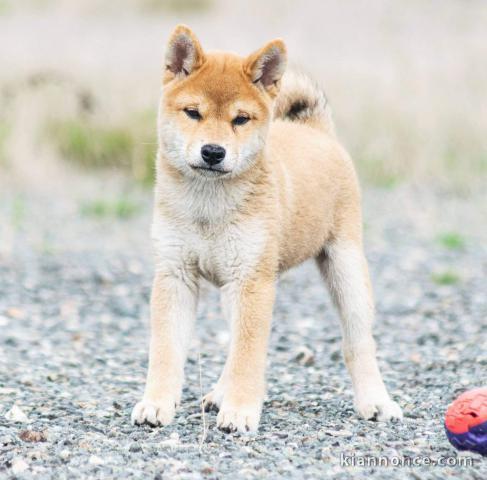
[
  {"left": 244, "top": 39, "right": 287, "bottom": 97},
  {"left": 164, "top": 25, "right": 205, "bottom": 83}
]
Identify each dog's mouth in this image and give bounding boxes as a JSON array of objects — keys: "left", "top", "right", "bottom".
[{"left": 190, "top": 165, "right": 231, "bottom": 177}]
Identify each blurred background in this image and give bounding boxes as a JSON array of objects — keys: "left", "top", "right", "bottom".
[{"left": 0, "top": 0, "right": 486, "bottom": 253}]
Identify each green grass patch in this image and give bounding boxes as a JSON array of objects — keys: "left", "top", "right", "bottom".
[
  {"left": 357, "top": 154, "right": 401, "bottom": 188},
  {"left": 431, "top": 270, "right": 460, "bottom": 286},
  {"left": 437, "top": 232, "right": 466, "bottom": 250},
  {"left": 439, "top": 128, "right": 487, "bottom": 191},
  {"left": 11, "top": 195, "right": 26, "bottom": 228},
  {"left": 48, "top": 111, "right": 156, "bottom": 185},
  {"left": 80, "top": 198, "right": 141, "bottom": 220},
  {"left": 443, "top": 137, "right": 487, "bottom": 175},
  {"left": 49, "top": 120, "right": 133, "bottom": 168},
  {"left": 0, "top": 0, "right": 11, "bottom": 14}
]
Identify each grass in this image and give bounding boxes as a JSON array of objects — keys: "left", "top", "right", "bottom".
[
  {"left": 431, "top": 270, "right": 460, "bottom": 286},
  {"left": 342, "top": 102, "right": 415, "bottom": 188},
  {"left": 0, "top": 0, "right": 10, "bottom": 14},
  {"left": 437, "top": 232, "right": 466, "bottom": 250},
  {"left": 0, "top": 121, "right": 9, "bottom": 166},
  {"left": 342, "top": 90, "right": 487, "bottom": 190},
  {"left": 50, "top": 120, "right": 133, "bottom": 167},
  {"left": 11, "top": 195, "right": 26, "bottom": 228},
  {"left": 0, "top": 0, "right": 215, "bottom": 14},
  {"left": 357, "top": 154, "right": 401, "bottom": 188},
  {"left": 47, "top": 111, "right": 156, "bottom": 186},
  {"left": 0, "top": 0, "right": 54, "bottom": 13},
  {"left": 140, "top": 0, "right": 214, "bottom": 13},
  {"left": 80, "top": 198, "right": 141, "bottom": 219}
]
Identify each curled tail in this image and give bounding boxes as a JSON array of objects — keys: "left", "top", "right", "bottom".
[{"left": 274, "top": 70, "right": 335, "bottom": 136}]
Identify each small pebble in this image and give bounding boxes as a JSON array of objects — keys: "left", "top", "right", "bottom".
[
  {"left": 5, "top": 405, "right": 29, "bottom": 423},
  {"left": 11, "top": 458, "right": 29, "bottom": 474}
]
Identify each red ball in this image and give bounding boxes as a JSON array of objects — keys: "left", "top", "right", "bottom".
[{"left": 444, "top": 387, "right": 487, "bottom": 456}]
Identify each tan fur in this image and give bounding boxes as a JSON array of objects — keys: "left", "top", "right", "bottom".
[{"left": 131, "top": 25, "right": 402, "bottom": 432}]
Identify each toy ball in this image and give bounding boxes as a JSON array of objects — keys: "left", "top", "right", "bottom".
[{"left": 445, "top": 387, "right": 487, "bottom": 456}]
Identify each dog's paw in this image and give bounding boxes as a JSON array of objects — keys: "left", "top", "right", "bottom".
[
  {"left": 202, "top": 384, "right": 226, "bottom": 413},
  {"left": 216, "top": 401, "right": 262, "bottom": 433},
  {"left": 131, "top": 399, "right": 176, "bottom": 427},
  {"left": 355, "top": 395, "right": 403, "bottom": 422}
]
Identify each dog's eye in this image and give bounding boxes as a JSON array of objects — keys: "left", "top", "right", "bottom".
[
  {"left": 232, "top": 115, "right": 250, "bottom": 126},
  {"left": 184, "top": 108, "right": 202, "bottom": 120}
]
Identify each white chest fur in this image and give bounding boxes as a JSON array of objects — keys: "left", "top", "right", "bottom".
[{"left": 152, "top": 179, "right": 268, "bottom": 287}]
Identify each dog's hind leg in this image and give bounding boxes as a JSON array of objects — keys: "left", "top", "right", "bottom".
[{"left": 316, "top": 240, "right": 402, "bottom": 421}]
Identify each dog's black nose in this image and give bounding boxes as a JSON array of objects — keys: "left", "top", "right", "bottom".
[{"left": 201, "top": 144, "right": 226, "bottom": 166}]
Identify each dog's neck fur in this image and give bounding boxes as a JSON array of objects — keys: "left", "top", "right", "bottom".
[{"left": 155, "top": 152, "right": 271, "bottom": 231}]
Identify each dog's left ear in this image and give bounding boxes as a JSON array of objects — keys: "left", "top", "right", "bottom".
[
  {"left": 164, "top": 24, "right": 205, "bottom": 83},
  {"left": 244, "top": 39, "right": 287, "bottom": 97}
]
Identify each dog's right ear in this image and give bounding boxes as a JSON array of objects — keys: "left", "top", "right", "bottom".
[{"left": 164, "top": 25, "right": 205, "bottom": 83}]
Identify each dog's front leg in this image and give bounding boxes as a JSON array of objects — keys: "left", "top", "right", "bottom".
[
  {"left": 131, "top": 271, "right": 198, "bottom": 427},
  {"left": 216, "top": 274, "right": 275, "bottom": 433}
]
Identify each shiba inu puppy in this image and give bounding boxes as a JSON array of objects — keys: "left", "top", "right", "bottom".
[{"left": 131, "top": 25, "right": 402, "bottom": 433}]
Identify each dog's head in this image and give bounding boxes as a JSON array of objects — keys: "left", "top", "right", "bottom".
[{"left": 158, "top": 25, "right": 287, "bottom": 179}]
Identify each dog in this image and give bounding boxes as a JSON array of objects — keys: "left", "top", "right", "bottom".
[{"left": 131, "top": 25, "right": 403, "bottom": 433}]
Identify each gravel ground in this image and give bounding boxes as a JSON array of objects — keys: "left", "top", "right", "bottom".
[{"left": 0, "top": 182, "right": 486, "bottom": 479}]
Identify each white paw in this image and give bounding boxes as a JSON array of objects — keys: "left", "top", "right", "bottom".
[
  {"left": 355, "top": 394, "right": 403, "bottom": 422},
  {"left": 217, "top": 401, "right": 262, "bottom": 433},
  {"left": 202, "top": 383, "right": 226, "bottom": 412},
  {"left": 131, "top": 399, "right": 176, "bottom": 427}
]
